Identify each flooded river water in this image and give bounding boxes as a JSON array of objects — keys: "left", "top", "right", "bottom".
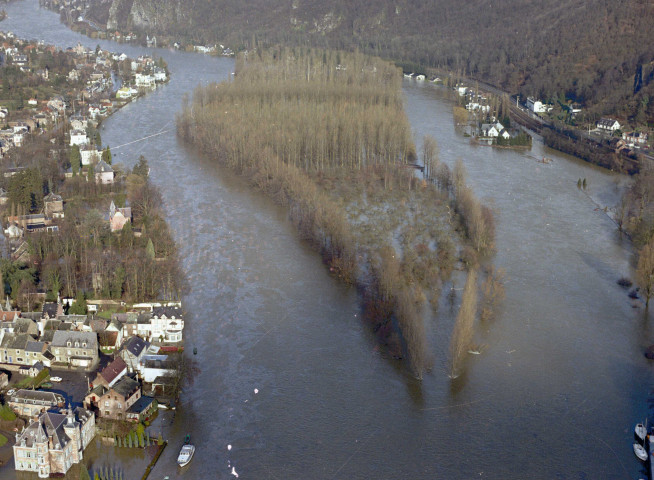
[{"left": 3, "top": 2, "right": 654, "bottom": 478}]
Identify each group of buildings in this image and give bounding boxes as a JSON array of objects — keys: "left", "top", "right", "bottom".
[{"left": 2, "top": 300, "right": 183, "bottom": 477}]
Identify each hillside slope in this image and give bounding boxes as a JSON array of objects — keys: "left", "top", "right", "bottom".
[{"left": 88, "top": 0, "right": 654, "bottom": 123}]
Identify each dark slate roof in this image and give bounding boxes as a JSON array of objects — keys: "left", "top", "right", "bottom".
[
  {"left": 51, "top": 331, "right": 98, "bottom": 349},
  {"left": 25, "top": 340, "right": 45, "bottom": 353},
  {"left": 122, "top": 336, "right": 149, "bottom": 358},
  {"left": 95, "top": 159, "right": 113, "bottom": 173},
  {"left": 41, "top": 302, "right": 60, "bottom": 319},
  {"left": 1, "top": 333, "right": 32, "bottom": 350},
  {"left": 152, "top": 306, "right": 183, "bottom": 319},
  {"left": 112, "top": 376, "right": 140, "bottom": 399},
  {"left": 41, "top": 330, "right": 56, "bottom": 343},
  {"left": 11, "top": 389, "right": 64, "bottom": 405},
  {"left": 14, "top": 318, "right": 36, "bottom": 334},
  {"left": 127, "top": 395, "right": 154, "bottom": 414},
  {"left": 44, "top": 319, "right": 62, "bottom": 331}
]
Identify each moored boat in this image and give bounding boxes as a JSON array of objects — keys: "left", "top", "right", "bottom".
[
  {"left": 633, "top": 442, "right": 648, "bottom": 462},
  {"left": 177, "top": 443, "right": 195, "bottom": 467},
  {"left": 635, "top": 422, "right": 647, "bottom": 442}
]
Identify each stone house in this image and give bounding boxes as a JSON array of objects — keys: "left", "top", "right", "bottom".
[
  {"left": 0, "top": 332, "right": 36, "bottom": 365},
  {"left": 50, "top": 331, "right": 99, "bottom": 370},
  {"left": 84, "top": 375, "right": 141, "bottom": 420},
  {"left": 43, "top": 192, "right": 64, "bottom": 219},
  {"left": 8, "top": 389, "right": 65, "bottom": 417},
  {"left": 94, "top": 159, "right": 114, "bottom": 184},
  {"left": 13, "top": 407, "right": 95, "bottom": 478}
]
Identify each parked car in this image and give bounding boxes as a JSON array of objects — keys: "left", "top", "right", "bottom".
[
  {"left": 50, "top": 376, "right": 62, "bottom": 382},
  {"left": 6, "top": 389, "right": 15, "bottom": 396}
]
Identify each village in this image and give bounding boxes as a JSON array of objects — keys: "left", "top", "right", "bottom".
[{"left": 0, "top": 32, "right": 185, "bottom": 479}]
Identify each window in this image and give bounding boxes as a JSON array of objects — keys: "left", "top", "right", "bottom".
[
  {"left": 104, "top": 401, "right": 109, "bottom": 407},
  {"left": 118, "top": 403, "right": 122, "bottom": 409}
]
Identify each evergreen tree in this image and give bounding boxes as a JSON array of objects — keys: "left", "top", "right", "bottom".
[
  {"left": 70, "top": 145, "right": 81, "bottom": 176},
  {"left": 102, "top": 146, "right": 112, "bottom": 165},
  {"left": 145, "top": 238, "right": 155, "bottom": 260}
]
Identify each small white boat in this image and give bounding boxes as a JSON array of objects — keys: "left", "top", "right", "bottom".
[
  {"left": 177, "top": 444, "right": 195, "bottom": 467},
  {"left": 635, "top": 423, "right": 647, "bottom": 442},
  {"left": 633, "top": 442, "right": 648, "bottom": 461}
]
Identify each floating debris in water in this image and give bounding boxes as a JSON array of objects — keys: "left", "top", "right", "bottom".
[
  {"left": 227, "top": 444, "right": 232, "bottom": 451},
  {"left": 254, "top": 388, "right": 259, "bottom": 394},
  {"left": 231, "top": 466, "right": 239, "bottom": 478}
]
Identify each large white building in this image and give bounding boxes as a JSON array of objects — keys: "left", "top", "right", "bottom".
[{"left": 136, "top": 306, "right": 184, "bottom": 343}]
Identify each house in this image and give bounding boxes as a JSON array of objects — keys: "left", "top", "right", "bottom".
[
  {"left": 134, "top": 73, "right": 155, "bottom": 88},
  {"left": 622, "top": 131, "right": 648, "bottom": 146},
  {"left": 94, "top": 159, "right": 114, "bottom": 184},
  {"left": 135, "top": 307, "right": 184, "bottom": 344},
  {"left": 80, "top": 145, "right": 100, "bottom": 166},
  {"left": 498, "top": 128, "right": 511, "bottom": 140},
  {"left": 597, "top": 118, "right": 621, "bottom": 131},
  {"left": 69, "top": 130, "right": 87, "bottom": 146},
  {"left": 91, "top": 356, "right": 127, "bottom": 389},
  {"left": 50, "top": 331, "right": 98, "bottom": 370},
  {"left": 3, "top": 222, "right": 23, "bottom": 239},
  {"left": 526, "top": 97, "right": 549, "bottom": 113},
  {"left": 0, "top": 332, "right": 36, "bottom": 366},
  {"left": 84, "top": 375, "right": 141, "bottom": 420},
  {"left": 20, "top": 360, "right": 45, "bottom": 377},
  {"left": 116, "top": 87, "right": 134, "bottom": 99},
  {"left": 0, "top": 371, "right": 7, "bottom": 388},
  {"left": 119, "top": 336, "right": 150, "bottom": 372},
  {"left": 8, "top": 389, "right": 65, "bottom": 417},
  {"left": 43, "top": 192, "right": 64, "bottom": 219},
  {"left": 13, "top": 407, "right": 95, "bottom": 478},
  {"left": 139, "top": 354, "right": 176, "bottom": 382},
  {"left": 40, "top": 302, "right": 64, "bottom": 334},
  {"left": 153, "top": 67, "right": 167, "bottom": 82},
  {"left": 109, "top": 200, "right": 131, "bottom": 232},
  {"left": 481, "top": 123, "right": 500, "bottom": 138}
]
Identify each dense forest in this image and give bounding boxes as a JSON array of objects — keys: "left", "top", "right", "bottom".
[{"left": 85, "top": 0, "right": 654, "bottom": 124}]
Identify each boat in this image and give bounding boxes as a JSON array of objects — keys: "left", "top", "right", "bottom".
[
  {"left": 633, "top": 442, "right": 648, "bottom": 461},
  {"left": 177, "top": 443, "right": 195, "bottom": 467},
  {"left": 635, "top": 422, "right": 647, "bottom": 442},
  {"left": 184, "top": 434, "right": 191, "bottom": 445}
]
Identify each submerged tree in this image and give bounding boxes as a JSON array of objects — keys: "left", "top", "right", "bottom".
[
  {"left": 637, "top": 239, "right": 654, "bottom": 308},
  {"left": 449, "top": 269, "right": 478, "bottom": 378}
]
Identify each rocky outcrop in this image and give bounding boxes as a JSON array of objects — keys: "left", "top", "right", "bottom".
[
  {"left": 106, "top": 0, "right": 134, "bottom": 31},
  {"left": 128, "top": 0, "right": 191, "bottom": 32}
]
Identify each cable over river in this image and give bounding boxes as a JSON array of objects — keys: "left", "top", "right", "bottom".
[{"left": 3, "top": 2, "right": 654, "bottom": 478}]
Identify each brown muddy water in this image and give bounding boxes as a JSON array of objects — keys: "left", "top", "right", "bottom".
[{"left": 3, "top": 2, "right": 654, "bottom": 478}]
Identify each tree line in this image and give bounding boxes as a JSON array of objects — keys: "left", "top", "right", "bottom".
[{"left": 178, "top": 47, "right": 501, "bottom": 379}]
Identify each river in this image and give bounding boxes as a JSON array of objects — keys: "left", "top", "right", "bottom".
[{"left": 3, "top": 2, "right": 653, "bottom": 479}]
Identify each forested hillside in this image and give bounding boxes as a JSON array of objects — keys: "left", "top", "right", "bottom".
[{"left": 86, "top": 0, "right": 654, "bottom": 123}]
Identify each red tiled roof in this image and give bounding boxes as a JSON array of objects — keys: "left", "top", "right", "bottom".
[{"left": 100, "top": 356, "right": 126, "bottom": 384}]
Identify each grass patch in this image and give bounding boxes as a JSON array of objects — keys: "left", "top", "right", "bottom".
[
  {"left": 0, "top": 405, "right": 16, "bottom": 422},
  {"left": 0, "top": 434, "right": 8, "bottom": 447}
]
